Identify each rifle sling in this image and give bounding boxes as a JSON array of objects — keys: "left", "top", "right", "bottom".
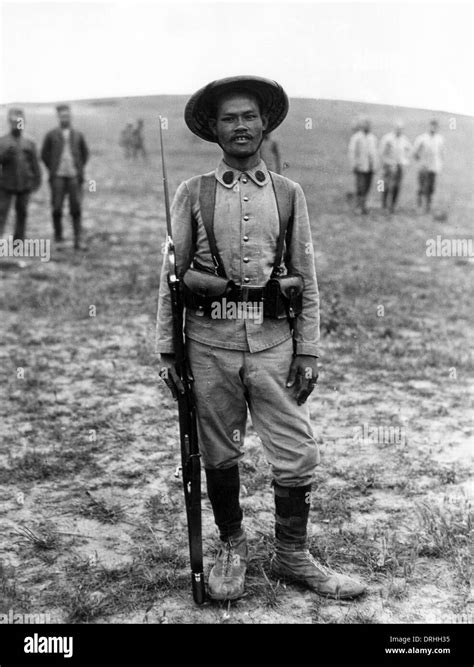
[
  {"left": 199, "top": 174, "right": 226, "bottom": 278},
  {"left": 270, "top": 172, "right": 294, "bottom": 277}
]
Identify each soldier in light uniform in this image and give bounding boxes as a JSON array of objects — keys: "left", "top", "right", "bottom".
[
  {"left": 348, "top": 116, "right": 378, "bottom": 214},
  {"left": 413, "top": 119, "right": 445, "bottom": 213},
  {"left": 379, "top": 121, "right": 412, "bottom": 213},
  {"left": 156, "top": 76, "right": 366, "bottom": 602}
]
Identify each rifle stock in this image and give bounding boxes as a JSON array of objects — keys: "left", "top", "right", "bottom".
[{"left": 159, "top": 117, "right": 205, "bottom": 605}]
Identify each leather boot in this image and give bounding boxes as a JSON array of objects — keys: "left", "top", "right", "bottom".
[
  {"left": 208, "top": 529, "right": 248, "bottom": 601},
  {"left": 270, "top": 482, "right": 366, "bottom": 599},
  {"left": 271, "top": 541, "right": 366, "bottom": 599},
  {"left": 205, "top": 466, "right": 247, "bottom": 600}
]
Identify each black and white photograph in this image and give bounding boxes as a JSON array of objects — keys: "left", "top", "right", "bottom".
[{"left": 0, "top": 0, "right": 472, "bottom": 663}]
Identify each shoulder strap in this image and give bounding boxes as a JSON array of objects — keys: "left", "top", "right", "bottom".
[
  {"left": 270, "top": 173, "right": 295, "bottom": 277},
  {"left": 192, "top": 172, "right": 295, "bottom": 281},
  {"left": 198, "top": 174, "right": 227, "bottom": 278}
]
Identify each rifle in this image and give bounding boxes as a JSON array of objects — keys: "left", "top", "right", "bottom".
[{"left": 158, "top": 116, "right": 206, "bottom": 605}]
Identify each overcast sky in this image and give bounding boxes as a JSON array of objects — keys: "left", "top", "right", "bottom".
[{"left": 1, "top": 0, "right": 473, "bottom": 115}]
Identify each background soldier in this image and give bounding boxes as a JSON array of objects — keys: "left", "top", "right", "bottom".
[
  {"left": 0, "top": 108, "right": 41, "bottom": 241},
  {"left": 413, "top": 119, "right": 445, "bottom": 213},
  {"left": 348, "top": 116, "right": 378, "bottom": 214},
  {"left": 260, "top": 131, "right": 282, "bottom": 173},
  {"left": 41, "top": 104, "right": 89, "bottom": 250},
  {"left": 132, "top": 118, "right": 147, "bottom": 159},
  {"left": 157, "top": 75, "right": 366, "bottom": 602},
  {"left": 119, "top": 121, "right": 134, "bottom": 158},
  {"left": 379, "top": 121, "right": 412, "bottom": 213}
]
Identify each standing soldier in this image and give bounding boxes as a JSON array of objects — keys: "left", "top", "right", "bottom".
[
  {"left": 0, "top": 108, "right": 42, "bottom": 241},
  {"left": 156, "top": 75, "right": 366, "bottom": 602},
  {"left": 119, "top": 121, "right": 134, "bottom": 158},
  {"left": 413, "top": 119, "right": 444, "bottom": 213},
  {"left": 348, "top": 116, "right": 378, "bottom": 215},
  {"left": 379, "top": 121, "right": 412, "bottom": 213},
  {"left": 132, "top": 118, "right": 147, "bottom": 159},
  {"left": 260, "top": 132, "right": 282, "bottom": 173},
  {"left": 41, "top": 104, "right": 89, "bottom": 250}
]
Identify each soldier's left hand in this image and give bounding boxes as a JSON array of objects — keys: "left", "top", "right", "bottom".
[{"left": 286, "top": 355, "right": 319, "bottom": 405}]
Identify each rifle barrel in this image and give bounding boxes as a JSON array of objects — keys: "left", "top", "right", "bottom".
[{"left": 158, "top": 116, "right": 173, "bottom": 239}]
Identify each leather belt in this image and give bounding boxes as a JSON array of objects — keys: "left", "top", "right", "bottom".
[{"left": 228, "top": 285, "right": 265, "bottom": 303}]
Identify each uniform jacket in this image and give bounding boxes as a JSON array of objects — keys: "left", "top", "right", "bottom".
[
  {"left": 41, "top": 127, "right": 89, "bottom": 181},
  {"left": 413, "top": 132, "right": 444, "bottom": 173},
  {"left": 348, "top": 130, "right": 378, "bottom": 172},
  {"left": 379, "top": 132, "right": 412, "bottom": 167},
  {"left": 0, "top": 133, "right": 42, "bottom": 193},
  {"left": 156, "top": 159, "right": 320, "bottom": 357}
]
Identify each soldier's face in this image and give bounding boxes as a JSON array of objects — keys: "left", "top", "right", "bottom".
[
  {"left": 210, "top": 93, "right": 268, "bottom": 158},
  {"left": 58, "top": 110, "right": 71, "bottom": 128}
]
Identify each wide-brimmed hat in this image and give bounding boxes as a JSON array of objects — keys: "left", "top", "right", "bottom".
[{"left": 184, "top": 75, "right": 289, "bottom": 142}]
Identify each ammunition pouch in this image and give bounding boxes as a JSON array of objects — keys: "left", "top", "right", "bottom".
[
  {"left": 182, "top": 267, "right": 303, "bottom": 320},
  {"left": 182, "top": 268, "right": 235, "bottom": 312},
  {"left": 265, "top": 275, "right": 304, "bottom": 319}
]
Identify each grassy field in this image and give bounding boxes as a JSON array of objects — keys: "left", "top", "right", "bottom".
[{"left": 0, "top": 94, "right": 472, "bottom": 624}]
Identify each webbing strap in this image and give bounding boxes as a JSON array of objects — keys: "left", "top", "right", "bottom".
[
  {"left": 269, "top": 172, "right": 294, "bottom": 277},
  {"left": 197, "top": 171, "right": 295, "bottom": 280},
  {"left": 198, "top": 174, "right": 226, "bottom": 278}
]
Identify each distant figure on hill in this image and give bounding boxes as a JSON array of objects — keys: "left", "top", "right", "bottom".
[
  {"left": 379, "top": 121, "right": 412, "bottom": 213},
  {"left": 413, "top": 119, "right": 444, "bottom": 213},
  {"left": 132, "top": 118, "right": 147, "bottom": 159},
  {"left": 41, "top": 104, "right": 89, "bottom": 251},
  {"left": 348, "top": 116, "right": 378, "bottom": 215},
  {"left": 260, "top": 132, "right": 282, "bottom": 173},
  {"left": 346, "top": 119, "right": 362, "bottom": 203},
  {"left": 0, "top": 108, "right": 42, "bottom": 241},
  {"left": 119, "top": 121, "right": 134, "bottom": 158}
]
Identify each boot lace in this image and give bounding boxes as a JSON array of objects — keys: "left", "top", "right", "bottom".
[{"left": 223, "top": 542, "right": 235, "bottom": 577}]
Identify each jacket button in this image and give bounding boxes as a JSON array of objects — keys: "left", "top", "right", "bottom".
[
  {"left": 243, "top": 196, "right": 249, "bottom": 202},
  {"left": 243, "top": 235, "right": 249, "bottom": 242},
  {"left": 243, "top": 215, "right": 249, "bottom": 221},
  {"left": 244, "top": 277, "right": 250, "bottom": 283},
  {"left": 243, "top": 257, "right": 249, "bottom": 263}
]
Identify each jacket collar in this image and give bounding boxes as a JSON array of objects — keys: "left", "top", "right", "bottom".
[{"left": 215, "top": 158, "right": 271, "bottom": 188}]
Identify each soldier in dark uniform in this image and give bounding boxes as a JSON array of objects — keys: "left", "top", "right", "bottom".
[
  {"left": 119, "top": 121, "right": 134, "bottom": 158},
  {"left": 156, "top": 76, "right": 366, "bottom": 602},
  {"left": 132, "top": 118, "right": 147, "bottom": 159},
  {"left": 0, "top": 108, "right": 41, "bottom": 241},
  {"left": 41, "top": 104, "right": 89, "bottom": 250}
]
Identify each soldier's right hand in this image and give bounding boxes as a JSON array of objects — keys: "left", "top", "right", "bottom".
[{"left": 159, "top": 353, "right": 185, "bottom": 400}]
